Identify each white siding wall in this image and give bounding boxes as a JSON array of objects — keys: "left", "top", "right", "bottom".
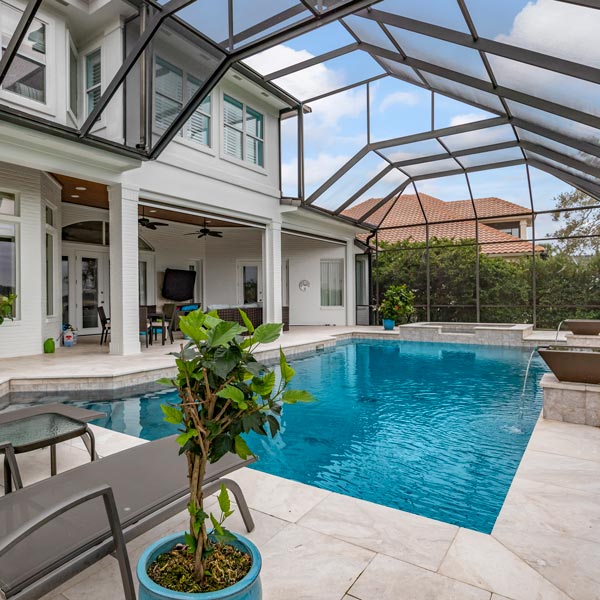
[
  {"left": 0, "top": 162, "right": 44, "bottom": 357},
  {"left": 283, "top": 234, "right": 347, "bottom": 326}
]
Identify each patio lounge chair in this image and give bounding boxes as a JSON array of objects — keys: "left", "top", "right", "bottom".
[{"left": 0, "top": 435, "right": 255, "bottom": 600}]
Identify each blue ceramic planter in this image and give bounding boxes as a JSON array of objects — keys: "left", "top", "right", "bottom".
[
  {"left": 382, "top": 319, "right": 395, "bottom": 331},
  {"left": 137, "top": 532, "right": 262, "bottom": 600}
]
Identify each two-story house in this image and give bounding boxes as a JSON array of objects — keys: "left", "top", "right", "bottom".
[{"left": 0, "top": 0, "right": 362, "bottom": 358}]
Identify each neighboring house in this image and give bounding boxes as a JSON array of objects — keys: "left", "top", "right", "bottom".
[
  {"left": 345, "top": 193, "right": 544, "bottom": 257},
  {"left": 0, "top": 0, "right": 361, "bottom": 358}
]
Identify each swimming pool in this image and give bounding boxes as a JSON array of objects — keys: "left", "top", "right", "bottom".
[{"left": 75, "top": 339, "right": 546, "bottom": 533}]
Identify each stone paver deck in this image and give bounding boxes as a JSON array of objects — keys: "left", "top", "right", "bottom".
[{"left": 2, "top": 416, "right": 597, "bottom": 600}]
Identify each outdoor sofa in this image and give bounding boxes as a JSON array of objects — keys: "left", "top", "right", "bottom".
[{"left": 0, "top": 434, "right": 255, "bottom": 600}]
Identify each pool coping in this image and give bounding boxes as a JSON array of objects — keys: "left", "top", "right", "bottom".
[{"left": 0, "top": 327, "right": 552, "bottom": 407}]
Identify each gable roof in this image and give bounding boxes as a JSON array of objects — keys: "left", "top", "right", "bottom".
[{"left": 344, "top": 194, "right": 543, "bottom": 255}]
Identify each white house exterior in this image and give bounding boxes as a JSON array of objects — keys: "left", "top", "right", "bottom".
[{"left": 0, "top": 0, "right": 364, "bottom": 358}]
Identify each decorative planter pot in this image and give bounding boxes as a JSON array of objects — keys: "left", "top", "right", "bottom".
[
  {"left": 137, "top": 532, "right": 262, "bottom": 600},
  {"left": 538, "top": 346, "right": 600, "bottom": 385},
  {"left": 382, "top": 319, "right": 395, "bottom": 331}
]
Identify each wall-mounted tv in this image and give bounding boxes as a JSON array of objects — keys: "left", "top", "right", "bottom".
[{"left": 162, "top": 268, "right": 196, "bottom": 301}]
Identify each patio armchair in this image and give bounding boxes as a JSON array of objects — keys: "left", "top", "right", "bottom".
[
  {"left": 97, "top": 306, "right": 110, "bottom": 346},
  {"left": 0, "top": 435, "right": 255, "bottom": 600}
]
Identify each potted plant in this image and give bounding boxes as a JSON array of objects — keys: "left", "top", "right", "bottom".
[
  {"left": 137, "top": 309, "right": 315, "bottom": 599},
  {"left": 0, "top": 294, "right": 16, "bottom": 325},
  {"left": 379, "top": 285, "right": 415, "bottom": 330}
]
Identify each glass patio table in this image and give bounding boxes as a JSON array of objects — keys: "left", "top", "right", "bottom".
[{"left": 0, "top": 413, "right": 96, "bottom": 493}]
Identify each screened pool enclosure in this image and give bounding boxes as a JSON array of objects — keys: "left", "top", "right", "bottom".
[{"left": 1, "top": 0, "right": 598, "bottom": 327}]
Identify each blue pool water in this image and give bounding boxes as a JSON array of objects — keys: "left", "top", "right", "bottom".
[{"left": 76, "top": 340, "right": 546, "bottom": 533}]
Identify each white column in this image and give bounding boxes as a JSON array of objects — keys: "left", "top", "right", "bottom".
[
  {"left": 345, "top": 239, "right": 356, "bottom": 326},
  {"left": 263, "top": 220, "right": 282, "bottom": 324},
  {"left": 108, "top": 183, "right": 141, "bottom": 355}
]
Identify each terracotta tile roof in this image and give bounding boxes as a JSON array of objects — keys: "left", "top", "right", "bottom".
[
  {"left": 346, "top": 194, "right": 543, "bottom": 255},
  {"left": 449, "top": 197, "right": 532, "bottom": 220}
]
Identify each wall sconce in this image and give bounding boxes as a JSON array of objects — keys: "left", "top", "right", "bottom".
[{"left": 299, "top": 280, "right": 310, "bottom": 292}]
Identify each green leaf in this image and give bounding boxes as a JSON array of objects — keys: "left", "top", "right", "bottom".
[
  {"left": 157, "top": 377, "right": 174, "bottom": 387},
  {"left": 212, "top": 527, "right": 237, "bottom": 545},
  {"left": 161, "top": 403, "right": 183, "bottom": 425},
  {"left": 184, "top": 531, "right": 197, "bottom": 553},
  {"left": 234, "top": 435, "right": 253, "bottom": 459},
  {"left": 251, "top": 371, "right": 276, "bottom": 396},
  {"left": 266, "top": 414, "right": 280, "bottom": 438},
  {"left": 176, "top": 428, "right": 198, "bottom": 446},
  {"left": 217, "top": 385, "right": 247, "bottom": 409},
  {"left": 217, "top": 483, "right": 231, "bottom": 515},
  {"left": 209, "top": 434, "right": 233, "bottom": 462},
  {"left": 252, "top": 322, "right": 283, "bottom": 344},
  {"left": 207, "top": 321, "right": 247, "bottom": 348},
  {"left": 238, "top": 309, "right": 255, "bottom": 334},
  {"left": 282, "top": 389, "right": 316, "bottom": 404},
  {"left": 178, "top": 310, "right": 208, "bottom": 344},
  {"left": 279, "top": 348, "right": 295, "bottom": 383},
  {"left": 209, "top": 513, "right": 223, "bottom": 535}
]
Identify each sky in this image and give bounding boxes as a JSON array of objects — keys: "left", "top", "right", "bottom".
[{"left": 233, "top": 0, "right": 598, "bottom": 239}]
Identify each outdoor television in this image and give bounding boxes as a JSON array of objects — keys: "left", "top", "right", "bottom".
[{"left": 162, "top": 268, "right": 196, "bottom": 301}]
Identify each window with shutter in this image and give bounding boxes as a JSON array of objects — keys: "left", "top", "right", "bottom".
[
  {"left": 223, "top": 94, "right": 264, "bottom": 167},
  {"left": 320, "top": 259, "right": 344, "bottom": 307},
  {"left": 155, "top": 56, "right": 183, "bottom": 131},
  {"left": 85, "top": 49, "right": 101, "bottom": 116}
]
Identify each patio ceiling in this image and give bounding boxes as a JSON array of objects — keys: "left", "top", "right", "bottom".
[{"left": 3, "top": 1, "right": 600, "bottom": 231}]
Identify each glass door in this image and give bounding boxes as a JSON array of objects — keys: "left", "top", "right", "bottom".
[
  {"left": 237, "top": 261, "right": 263, "bottom": 305},
  {"left": 76, "top": 251, "right": 109, "bottom": 334}
]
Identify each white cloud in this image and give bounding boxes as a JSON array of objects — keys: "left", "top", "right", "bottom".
[
  {"left": 379, "top": 91, "right": 420, "bottom": 112},
  {"left": 496, "top": 0, "right": 600, "bottom": 68},
  {"left": 244, "top": 45, "right": 365, "bottom": 131},
  {"left": 282, "top": 152, "right": 351, "bottom": 191},
  {"left": 449, "top": 113, "right": 490, "bottom": 127}
]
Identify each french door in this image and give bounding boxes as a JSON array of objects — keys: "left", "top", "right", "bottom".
[
  {"left": 75, "top": 251, "right": 109, "bottom": 334},
  {"left": 237, "top": 260, "right": 263, "bottom": 305}
]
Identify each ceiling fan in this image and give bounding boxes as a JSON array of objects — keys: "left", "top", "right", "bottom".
[
  {"left": 184, "top": 219, "right": 223, "bottom": 239},
  {"left": 138, "top": 207, "right": 169, "bottom": 230}
]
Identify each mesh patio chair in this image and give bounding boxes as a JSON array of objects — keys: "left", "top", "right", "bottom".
[{"left": 97, "top": 306, "right": 110, "bottom": 345}]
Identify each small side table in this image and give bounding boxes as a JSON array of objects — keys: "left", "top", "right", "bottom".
[{"left": 0, "top": 413, "right": 96, "bottom": 493}]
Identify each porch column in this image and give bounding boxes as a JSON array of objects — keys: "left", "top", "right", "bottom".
[
  {"left": 108, "top": 183, "right": 140, "bottom": 355},
  {"left": 345, "top": 239, "right": 356, "bottom": 326},
  {"left": 263, "top": 220, "right": 282, "bottom": 324}
]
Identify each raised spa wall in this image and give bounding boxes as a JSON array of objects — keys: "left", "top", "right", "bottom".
[
  {"left": 541, "top": 332, "right": 600, "bottom": 426},
  {"left": 541, "top": 373, "right": 600, "bottom": 427},
  {"left": 395, "top": 323, "right": 539, "bottom": 347}
]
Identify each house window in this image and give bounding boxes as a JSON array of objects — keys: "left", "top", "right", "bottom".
[
  {"left": 139, "top": 260, "right": 147, "bottom": 306},
  {"left": 0, "top": 3, "right": 46, "bottom": 103},
  {"left": 154, "top": 56, "right": 211, "bottom": 146},
  {"left": 0, "top": 190, "right": 17, "bottom": 216},
  {"left": 45, "top": 204, "right": 56, "bottom": 316},
  {"left": 0, "top": 191, "right": 17, "bottom": 316},
  {"left": 321, "top": 259, "right": 344, "bottom": 307},
  {"left": 68, "top": 43, "right": 78, "bottom": 117},
  {"left": 187, "top": 76, "right": 210, "bottom": 145},
  {"left": 45, "top": 232, "right": 54, "bottom": 315},
  {"left": 155, "top": 56, "right": 182, "bottom": 130},
  {"left": 223, "top": 94, "right": 264, "bottom": 167},
  {"left": 85, "top": 49, "right": 101, "bottom": 116}
]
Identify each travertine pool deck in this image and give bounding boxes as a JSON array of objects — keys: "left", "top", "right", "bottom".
[{"left": 2, "top": 417, "right": 598, "bottom": 600}]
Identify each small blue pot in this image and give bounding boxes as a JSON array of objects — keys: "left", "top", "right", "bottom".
[
  {"left": 137, "top": 532, "right": 262, "bottom": 600},
  {"left": 382, "top": 319, "right": 395, "bottom": 331}
]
